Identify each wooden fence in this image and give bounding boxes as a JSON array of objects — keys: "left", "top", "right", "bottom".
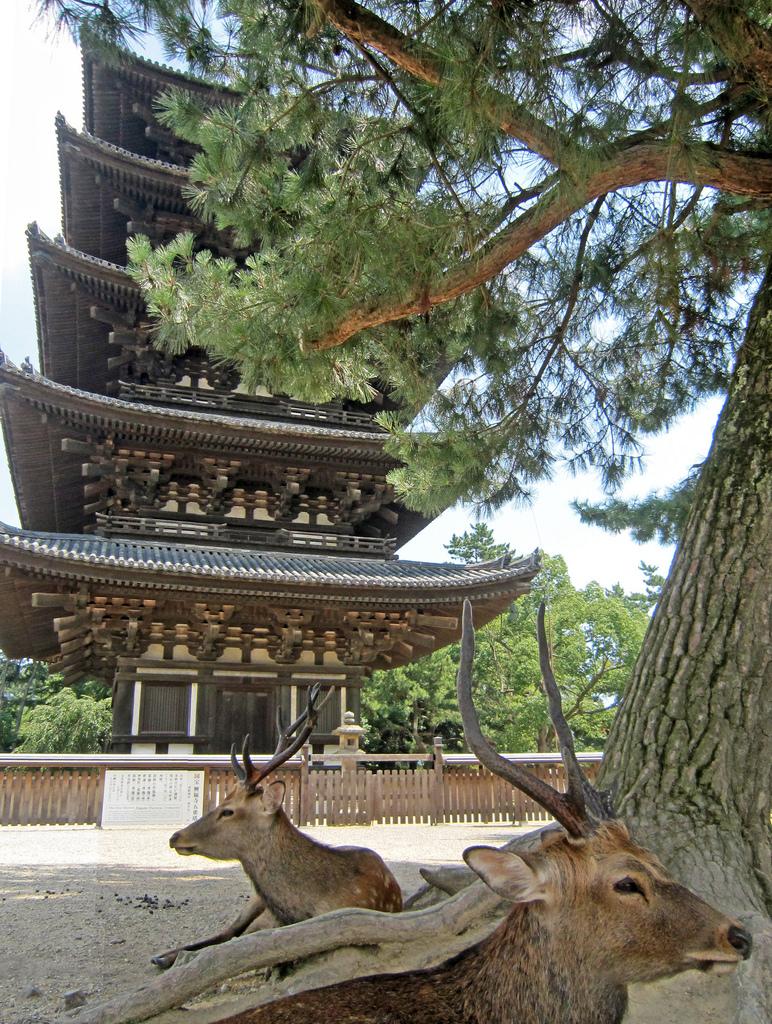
[{"left": 0, "top": 748, "right": 601, "bottom": 827}]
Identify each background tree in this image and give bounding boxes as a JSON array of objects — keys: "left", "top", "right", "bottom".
[
  {"left": 0, "top": 654, "right": 110, "bottom": 752},
  {"left": 473, "top": 554, "right": 651, "bottom": 752},
  {"left": 15, "top": 687, "right": 113, "bottom": 754},
  {"left": 444, "top": 523, "right": 509, "bottom": 563},
  {"left": 364, "top": 534, "right": 653, "bottom": 754},
  {"left": 0, "top": 657, "right": 51, "bottom": 751},
  {"left": 361, "top": 646, "right": 462, "bottom": 753}
]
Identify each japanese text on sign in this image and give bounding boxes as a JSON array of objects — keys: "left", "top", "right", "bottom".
[{"left": 101, "top": 770, "right": 204, "bottom": 827}]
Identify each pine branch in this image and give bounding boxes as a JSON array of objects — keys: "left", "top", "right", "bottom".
[
  {"left": 490, "top": 189, "right": 604, "bottom": 435},
  {"left": 550, "top": 37, "right": 728, "bottom": 86},
  {"left": 311, "top": 0, "right": 564, "bottom": 162},
  {"left": 305, "top": 143, "right": 772, "bottom": 351},
  {"left": 683, "top": 1, "right": 772, "bottom": 94}
]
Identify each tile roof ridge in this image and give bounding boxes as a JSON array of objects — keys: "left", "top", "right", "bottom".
[
  {"left": 0, "top": 522, "right": 540, "bottom": 584},
  {"left": 27, "top": 223, "right": 136, "bottom": 280},
  {"left": 0, "top": 360, "right": 391, "bottom": 445},
  {"left": 81, "top": 41, "right": 240, "bottom": 99},
  {"left": 56, "top": 112, "right": 189, "bottom": 177}
]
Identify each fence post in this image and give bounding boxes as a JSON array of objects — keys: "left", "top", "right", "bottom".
[
  {"left": 299, "top": 743, "right": 311, "bottom": 826},
  {"left": 94, "top": 766, "right": 107, "bottom": 828},
  {"left": 431, "top": 735, "right": 445, "bottom": 825},
  {"left": 202, "top": 766, "right": 211, "bottom": 813}
]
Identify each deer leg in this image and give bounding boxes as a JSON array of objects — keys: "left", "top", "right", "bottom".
[
  {"left": 243, "top": 906, "right": 280, "bottom": 932},
  {"left": 151, "top": 894, "right": 267, "bottom": 969}
]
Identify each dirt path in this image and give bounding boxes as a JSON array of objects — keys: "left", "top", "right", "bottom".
[{"left": 0, "top": 825, "right": 733, "bottom": 1024}]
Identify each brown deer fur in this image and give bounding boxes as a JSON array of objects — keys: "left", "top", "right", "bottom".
[
  {"left": 152, "top": 777, "right": 401, "bottom": 968},
  {"left": 215, "top": 822, "right": 751, "bottom": 1024}
]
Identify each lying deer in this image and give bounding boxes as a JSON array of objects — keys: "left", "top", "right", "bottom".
[
  {"left": 211, "top": 601, "right": 751, "bottom": 1024},
  {"left": 152, "top": 684, "right": 401, "bottom": 969}
]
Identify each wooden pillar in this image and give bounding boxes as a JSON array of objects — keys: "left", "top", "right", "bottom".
[
  {"left": 111, "top": 675, "right": 133, "bottom": 753},
  {"left": 131, "top": 681, "right": 142, "bottom": 735}
]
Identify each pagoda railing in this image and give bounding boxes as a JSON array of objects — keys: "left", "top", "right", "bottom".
[
  {"left": 94, "top": 513, "right": 396, "bottom": 557},
  {"left": 118, "top": 380, "right": 380, "bottom": 430},
  {"left": 0, "top": 750, "right": 601, "bottom": 828}
]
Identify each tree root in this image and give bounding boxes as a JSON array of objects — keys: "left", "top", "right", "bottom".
[
  {"left": 64, "top": 826, "right": 551, "bottom": 1024},
  {"left": 64, "top": 880, "right": 506, "bottom": 1024}
]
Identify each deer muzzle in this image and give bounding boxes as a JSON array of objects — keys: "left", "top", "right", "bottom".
[
  {"left": 687, "top": 921, "right": 752, "bottom": 974},
  {"left": 169, "top": 829, "right": 197, "bottom": 855}
]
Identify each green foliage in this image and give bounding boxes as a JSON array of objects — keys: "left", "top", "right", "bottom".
[
  {"left": 0, "top": 655, "right": 109, "bottom": 752},
  {"left": 363, "top": 534, "right": 655, "bottom": 753},
  {"left": 40, "top": 1, "right": 772, "bottom": 515},
  {"left": 445, "top": 522, "right": 510, "bottom": 563},
  {"left": 15, "top": 688, "right": 112, "bottom": 754},
  {"left": 573, "top": 467, "right": 701, "bottom": 544},
  {"left": 361, "top": 646, "right": 463, "bottom": 753}
]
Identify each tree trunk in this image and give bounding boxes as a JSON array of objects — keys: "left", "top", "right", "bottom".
[
  {"left": 536, "top": 725, "right": 552, "bottom": 753},
  {"left": 600, "top": 264, "right": 771, "bottom": 1020},
  {"left": 12, "top": 671, "right": 33, "bottom": 746}
]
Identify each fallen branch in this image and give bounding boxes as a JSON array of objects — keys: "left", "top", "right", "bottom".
[
  {"left": 419, "top": 864, "right": 475, "bottom": 895},
  {"left": 66, "top": 880, "right": 500, "bottom": 1024},
  {"left": 67, "top": 826, "right": 553, "bottom": 1024}
]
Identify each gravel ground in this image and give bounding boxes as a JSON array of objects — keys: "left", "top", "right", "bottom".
[{"left": 0, "top": 824, "right": 733, "bottom": 1024}]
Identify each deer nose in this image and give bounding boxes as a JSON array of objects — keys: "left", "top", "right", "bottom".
[
  {"left": 727, "top": 924, "right": 752, "bottom": 960},
  {"left": 169, "top": 831, "right": 181, "bottom": 848}
]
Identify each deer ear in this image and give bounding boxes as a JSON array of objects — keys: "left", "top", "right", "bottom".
[
  {"left": 463, "top": 847, "right": 548, "bottom": 903},
  {"left": 262, "top": 779, "right": 286, "bottom": 813}
]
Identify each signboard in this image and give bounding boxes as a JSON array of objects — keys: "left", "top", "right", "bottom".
[{"left": 101, "top": 769, "right": 205, "bottom": 827}]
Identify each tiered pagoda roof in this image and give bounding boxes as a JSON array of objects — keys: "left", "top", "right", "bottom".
[
  {"left": 0, "top": 45, "right": 538, "bottom": 753},
  {"left": 82, "top": 46, "right": 237, "bottom": 163},
  {"left": 0, "top": 357, "right": 426, "bottom": 552},
  {"left": 58, "top": 114, "right": 200, "bottom": 263},
  {"left": 0, "top": 520, "right": 537, "bottom": 672},
  {"left": 27, "top": 225, "right": 391, "bottom": 421},
  {"left": 28, "top": 224, "right": 142, "bottom": 392}
]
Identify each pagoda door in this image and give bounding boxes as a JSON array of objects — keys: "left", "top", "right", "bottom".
[{"left": 207, "top": 686, "right": 275, "bottom": 754}]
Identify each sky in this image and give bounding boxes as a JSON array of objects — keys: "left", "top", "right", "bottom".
[{"left": 0, "top": 1, "right": 727, "bottom": 594}]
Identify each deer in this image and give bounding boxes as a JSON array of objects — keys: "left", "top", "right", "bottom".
[
  {"left": 152, "top": 683, "right": 402, "bottom": 969},
  {"left": 208, "top": 600, "right": 752, "bottom": 1024}
]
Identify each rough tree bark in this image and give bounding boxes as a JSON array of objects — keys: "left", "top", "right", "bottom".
[{"left": 600, "top": 264, "right": 771, "bottom": 1020}]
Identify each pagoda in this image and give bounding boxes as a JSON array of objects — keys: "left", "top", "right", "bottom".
[{"left": 0, "top": 48, "right": 537, "bottom": 754}]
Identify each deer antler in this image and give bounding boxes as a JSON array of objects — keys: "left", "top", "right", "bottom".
[
  {"left": 535, "top": 602, "right": 614, "bottom": 824},
  {"left": 457, "top": 598, "right": 613, "bottom": 837},
  {"left": 230, "top": 741, "right": 247, "bottom": 782},
  {"left": 230, "top": 734, "right": 258, "bottom": 782},
  {"left": 233, "top": 684, "right": 336, "bottom": 789}
]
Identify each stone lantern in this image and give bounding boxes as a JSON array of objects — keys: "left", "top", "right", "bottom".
[{"left": 332, "top": 711, "right": 366, "bottom": 770}]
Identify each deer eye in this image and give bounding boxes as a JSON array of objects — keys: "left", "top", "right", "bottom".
[
  {"left": 614, "top": 877, "right": 644, "bottom": 896},
  {"left": 219, "top": 808, "right": 235, "bottom": 818}
]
